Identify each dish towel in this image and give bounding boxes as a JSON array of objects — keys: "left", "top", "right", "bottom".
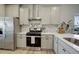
[{"left": 31, "top": 36, "right": 35, "bottom": 44}]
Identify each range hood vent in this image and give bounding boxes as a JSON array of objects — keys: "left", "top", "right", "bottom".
[{"left": 32, "top": 4, "right": 39, "bottom": 18}]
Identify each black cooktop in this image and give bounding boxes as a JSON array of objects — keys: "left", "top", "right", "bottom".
[{"left": 26, "top": 30, "right": 41, "bottom": 36}]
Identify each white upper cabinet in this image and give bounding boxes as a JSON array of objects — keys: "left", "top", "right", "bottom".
[
  {"left": 5, "top": 5, "right": 19, "bottom": 17},
  {"left": 38, "top": 5, "right": 61, "bottom": 24},
  {"left": 39, "top": 6, "right": 51, "bottom": 24},
  {"left": 20, "top": 7, "right": 29, "bottom": 25},
  {"left": 50, "top": 6, "right": 61, "bottom": 24},
  {"left": 0, "top": 5, "right": 5, "bottom": 17}
]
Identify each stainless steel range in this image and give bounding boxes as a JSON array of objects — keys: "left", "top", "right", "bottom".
[
  {"left": 26, "top": 18, "right": 42, "bottom": 47},
  {"left": 26, "top": 30, "right": 41, "bottom": 47}
]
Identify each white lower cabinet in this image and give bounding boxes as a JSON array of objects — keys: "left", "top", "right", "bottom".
[
  {"left": 54, "top": 35, "right": 79, "bottom": 54},
  {"left": 41, "top": 34, "right": 53, "bottom": 49},
  {"left": 20, "top": 8, "right": 29, "bottom": 25},
  {"left": 58, "top": 44, "right": 69, "bottom": 54},
  {"left": 16, "top": 34, "right": 26, "bottom": 48},
  {"left": 58, "top": 39, "right": 78, "bottom": 54}
]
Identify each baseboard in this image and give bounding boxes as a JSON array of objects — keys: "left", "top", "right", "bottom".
[
  {"left": 16, "top": 47, "right": 41, "bottom": 51},
  {"left": 17, "top": 47, "right": 55, "bottom": 53},
  {"left": 41, "top": 48, "right": 55, "bottom": 54}
]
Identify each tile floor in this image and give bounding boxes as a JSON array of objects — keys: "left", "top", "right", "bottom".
[{"left": 0, "top": 47, "right": 54, "bottom": 54}]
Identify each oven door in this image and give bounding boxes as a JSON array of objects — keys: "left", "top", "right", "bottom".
[
  {"left": 35, "top": 37, "right": 41, "bottom": 47},
  {"left": 26, "top": 36, "right": 41, "bottom": 47}
]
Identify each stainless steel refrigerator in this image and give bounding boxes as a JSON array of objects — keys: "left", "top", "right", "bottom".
[{"left": 0, "top": 17, "right": 20, "bottom": 50}]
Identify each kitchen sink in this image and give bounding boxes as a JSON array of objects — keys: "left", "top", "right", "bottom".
[{"left": 63, "top": 38, "right": 79, "bottom": 46}]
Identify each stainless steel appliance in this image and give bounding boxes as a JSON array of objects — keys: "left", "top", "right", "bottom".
[
  {"left": 26, "top": 31, "right": 41, "bottom": 47},
  {"left": 0, "top": 17, "right": 19, "bottom": 50}
]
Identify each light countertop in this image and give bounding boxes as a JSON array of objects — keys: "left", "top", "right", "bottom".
[{"left": 16, "top": 31, "right": 29, "bottom": 34}]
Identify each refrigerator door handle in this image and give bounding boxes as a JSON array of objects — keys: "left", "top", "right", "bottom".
[
  {"left": 4, "top": 22, "right": 6, "bottom": 39},
  {"left": 5, "top": 34, "right": 6, "bottom": 38}
]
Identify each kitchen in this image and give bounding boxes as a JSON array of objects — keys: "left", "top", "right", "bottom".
[{"left": 0, "top": 4, "right": 79, "bottom": 54}]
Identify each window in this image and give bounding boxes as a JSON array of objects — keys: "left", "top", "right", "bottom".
[{"left": 74, "top": 16, "right": 79, "bottom": 26}]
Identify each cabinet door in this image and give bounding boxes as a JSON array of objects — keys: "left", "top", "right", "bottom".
[
  {"left": 45, "top": 35, "right": 53, "bottom": 49},
  {"left": 0, "top": 5, "right": 5, "bottom": 17},
  {"left": 50, "top": 6, "right": 61, "bottom": 24},
  {"left": 20, "top": 8, "right": 29, "bottom": 25},
  {"left": 39, "top": 6, "right": 51, "bottom": 24},
  {"left": 17, "top": 34, "right": 22, "bottom": 47},
  {"left": 22, "top": 34, "right": 26, "bottom": 47},
  {"left": 58, "top": 44, "right": 70, "bottom": 54},
  {"left": 41, "top": 36, "right": 47, "bottom": 49},
  {"left": 17, "top": 34, "right": 26, "bottom": 48},
  {"left": 41, "top": 35, "right": 53, "bottom": 49},
  {"left": 58, "top": 39, "right": 70, "bottom": 54},
  {"left": 54, "top": 36, "right": 58, "bottom": 53},
  {"left": 58, "top": 39, "right": 78, "bottom": 54},
  {"left": 6, "top": 5, "right": 19, "bottom": 17}
]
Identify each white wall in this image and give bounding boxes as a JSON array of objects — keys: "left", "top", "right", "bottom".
[
  {"left": 5, "top": 5, "right": 19, "bottom": 17},
  {"left": 60, "top": 5, "right": 79, "bottom": 23},
  {"left": 0, "top": 4, "right": 5, "bottom": 17}
]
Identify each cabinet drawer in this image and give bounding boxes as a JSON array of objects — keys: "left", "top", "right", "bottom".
[{"left": 58, "top": 39, "right": 78, "bottom": 54}]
